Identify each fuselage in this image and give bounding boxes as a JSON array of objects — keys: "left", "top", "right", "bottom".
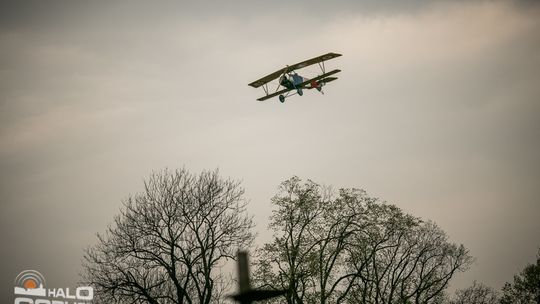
[{"left": 279, "top": 73, "right": 321, "bottom": 95}]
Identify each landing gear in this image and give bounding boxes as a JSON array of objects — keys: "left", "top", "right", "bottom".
[{"left": 279, "top": 95, "right": 285, "bottom": 103}]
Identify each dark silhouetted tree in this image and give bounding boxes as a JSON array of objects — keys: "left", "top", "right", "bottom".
[
  {"left": 448, "top": 281, "right": 498, "bottom": 304},
  {"left": 254, "top": 177, "right": 473, "bottom": 304},
  {"left": 499, "top": 248, "right": 540, "bottom": 304},
  {"left": 83, "top": 168, "right": 254, "bottom": 304}
]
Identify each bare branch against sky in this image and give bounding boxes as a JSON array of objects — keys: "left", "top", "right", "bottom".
[
  {"left": 83, "top": 168, "right": 254, "bottom": 304},
  {"left": 1, "top": 0, "right": 539, "bottom": 301}
]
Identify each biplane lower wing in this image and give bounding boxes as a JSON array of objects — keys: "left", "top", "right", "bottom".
[
  {"left": 296, "top": 69, "right": 341, "bottom": 88},
  {"left": 319, "top": 77, "right": 338, "bottom": 84},
  {"left": 248, "top": 52, "right": 342, "bottom": 88},
  {"left": 257, "top": 69, "right": 341, "bottom": 101},
  {"left": 257, "top": 87, "right": 293, "bottom": 101}
]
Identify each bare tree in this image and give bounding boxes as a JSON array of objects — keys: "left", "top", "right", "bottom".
[
  {"left": 254, "top": 177, "right": 326, "bottom": 304},
  {"left": 348, "top": 215, "right": 472, "bottom": 303},
  {"left": 447, "top": 281, "right": 498, "bottom": 304},
  {"left": 83, "top": 168, "right": 255, "bottom": 304},
  {"left": 254, "top": 177, "right": 473, "bottom": 304}
]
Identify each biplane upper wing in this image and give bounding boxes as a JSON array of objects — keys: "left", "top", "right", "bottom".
[
  {"left": 288, "top": 52, "right": 341, "bottom": 74},
  {"left": 248, "top": 52, "right": 342, "bottom": 88},
  {"left": 249, "top": 67, "right": 290, "bottom": 89},
  {"left": 257, "top": 69, "right": 341, "bottom": 101}
]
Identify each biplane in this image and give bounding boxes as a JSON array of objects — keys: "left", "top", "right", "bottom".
[{"left": 248, "top": 52, "right": 342, "bottom": 103}]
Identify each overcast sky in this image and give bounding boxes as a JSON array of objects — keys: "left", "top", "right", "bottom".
[{"left": 1, "top": 0, "right": 539, "bottom": 299}]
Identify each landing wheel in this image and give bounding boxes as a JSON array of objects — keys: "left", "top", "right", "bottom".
[{"left": 279, "top": 95, "right": 285, "bottom": 103}]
